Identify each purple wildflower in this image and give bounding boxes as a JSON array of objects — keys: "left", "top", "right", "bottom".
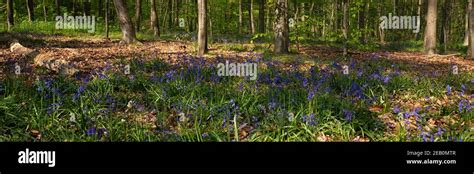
[
  {"left": 393, "top": 106, "right": 400, "bottom": 114},
  {"left": 343, "top": 109, "right": 354, "bottom": 122},
  {"left": 446, "top": 85, "right": 452, "bottom": 95},
  {"left": 86, "top": 127, "right": 96, "bottom": 135}
]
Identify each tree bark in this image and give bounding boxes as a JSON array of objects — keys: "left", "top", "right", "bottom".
[
  {"left": 258, "top": 0, "right": 265, "bottom": 33},
  {"left": 43, "top": 0, "right": 47, "bottom": 22},
  {"left": 6, "top": 0, "right": 13, "bottom": 31},
  {"left": 415, "top": 0, "right": 422, "bottom": 40},
  {"left": 151, "top": 0, "right": 160, "bottom": 37},
  {"left": 440, "top": 0, "right": 450, "bottom": 54},
  {"left": 135, "top": 0, "right": 142, "bottom": 32},
  {"left": 26, "top": 0, "right": 34, "bottom": 22},
  {"left": 197, "top": 0, "right": 208, "bottom": 56},
  {"left": 55, "top": 0, "right": 61, "bottom": 16},
  {"left": 274, "top": 0, "right": 289, "bottom": 54},
  {"left": 342, "top": 0, "right": 349, "bottom": 56},
  {"left": 113, "top": 0, "right": 138, "bottom": 44},
  {"left": 105, "top": 0, "right": 110, "bottom": 38},
  {"left": 249, "top": 0, "right": 255, "bottom": 34},
  {"left": 469, "top": 0, "right": 474, "bottom": 59},
  {"left": 239, "top": 0, "right": 243, "bottom": 34},
  {"left": 168, "top": 0, "right": 173, "bottom": 31},
  {"left": 423, "top": 0, "right": 437, "bottom": 55},
  {"left": 465, "top": 0, "right": 471, "bottom": 46},
  {"left": 83, "top": 0, "right": 90, "bottom": 16}
]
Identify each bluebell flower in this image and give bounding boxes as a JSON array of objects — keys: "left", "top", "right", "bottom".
[
  {"left": 302, "top": 78, "right": 308, "bottom": 87},
  {"left": 308, "top": 113, "right": 316, "bottom": 126},
  {"left": 421, "top": 132, "right": 427, "bottom": 142},
  {"left": 383, "top": 76, "right": 390, "bottom": 84},
  {"left": 202, "top": 133, "right": 209, "bottom": 139},
  {"left": 436, "top": 127, "right": 443, "bottom": 136},
  {"left": 356, "top": 69, "right": 363, "bottom": 77},
  {"left": 307, "top": 90, "right": 315, "bottom": 101},
  {"left": 403, "top": 112, "right": 410, "bottom": 119},
  {"left": 458, "top": 100, "right": 466, "bottom": 113},
  {"left": 446, "top": 85, "right": 452, "bottom": 95},
  {"left": 97, "top": 128, "right": 108, "bottom": 139},
  {"left": 86, "top": 127, "right": 96, "bottom": 135},
  {"left": 471, "top": 78, "right": 474, "bottom": 83},
  {"left": 343, "top": 109, "right": 354, "bottom": 122},
  {"left": 393, "top": 106, "right": 400, "bottom": 114}
]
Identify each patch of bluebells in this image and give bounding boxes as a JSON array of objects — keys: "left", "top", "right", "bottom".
[
  {"left": 343, "top": 109, "right": 354, "bottom": 122},
  {"left": 446, "top": 85, "right": 452, "bottom": 95},
  {"left": 301, "top": 113, "right": 317, "bottom": 126},
  {"left": 458, "top": 99, "right": 471, "bottom": 113}
]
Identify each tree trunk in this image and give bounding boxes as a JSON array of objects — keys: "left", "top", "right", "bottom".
[
  {"left": 249, "top": 0, "right": 255, "bottom": 34},
  {"left": 258, "top": 0, "right": 265, "bottom": 33},
  {"left": 358, "top": 0, "right": 366, "bottom": 44},
  {"left": 440, "top": 0, "right": 450, "bottom": 54},
  {"left": 197, "top": 0, "right": 208, "bottom": 56},
  {"left": 105, "top": 0, "right": 110, "bottom": 38},
  {"left": 27, "top": 0, "right": 34, "bottom": 22},
  {"left": 43, "top": 0, "right": 47, "bottom": 22},
  {"left": 423, "top": 0, "right": 437, "bottom": 55},
  {"left": 415, "top": 0, "right": 422, "bottom": 40},
  {"left": 168, "top": 0, "right": 173, "bottom": 32},
  {"left": 274, "top": 0, "right": 289, "bottom": 54},
  {"left": 6, "top": 0, "right": 14, "bottom": 31},
  {"left": 135, "top": 0, "right": 142, "bottom": 32},
  {"left": 464, "top": 0, "right": 471, "bottom": 46},
  {"left": 98, "top": 0, "right": 103, "bottom": 17},
  {"left": 151, "top": 0, "right": 160, "bottom": 37},
  {"left": 469, "top": 0, "right": 474, "bottom": 59},
  {"left": 55, "top": 0, "right": 61, "bottom": 16},
  {"left": 239, "top": 0, "right": 243, "bottom": 34},
  {"left": 83, "top": 0, "right": 90, "bottom": 16},
  {"left": 342, "top": 0, "right": 348, "bottom": 56},
  {"left": 113, "top": 0, "right": 138, "bottom": 44}
]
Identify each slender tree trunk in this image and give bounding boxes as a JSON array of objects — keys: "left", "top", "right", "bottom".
[
  {"left": 168, "top": 0, "right": 173, "bottom": 32},
  {"left": 249, "top": 0, "right": 255, "bottom": 34},
  {"left": 358, "top": 0, "right": 366, "bottom": 44},
  {"left": 151, "top": 0, "right": 160, "bottom": 37},
  {"left": 342, "top": 0, "right": 349, "bottom": 56},
  {"left": 423, "top": 0, "right": 437, "bottom": 55},
  {"left": 83, "top": 0, "right": 90, "bottom": 16},
  {"left": 239, "top": 0, "right": 243, "bottom": 34},
  {"left": 415, "top": 0, "right": 422, "bottom": 40},
  {"left": 274, "top": 0, "right": 289, "bottom": 54},
  {"left": 106, "top": 0, "right": 110, "bottom": 38},
  {"left": 72, "top": 0, "right": 77, "bottom": 16},
  {"left": 197, "top": 0, "right": 208, "bottom": 56},
  {"left": 258, "top": 0, "right": 265, "bottom": 33},
  {"left": 135, "top": 0, "right": 142, "bottom": 32},
  {"left": 294, "top": 1, "right": 299, "bottom": 52},
  {"left": 469, "top": 0, "right": 474, "bottom": 59},
  {"left": 43, "top": 0, "right": 47, "bottom": 22},
  {"left": 26, "top": 0, "right": 34, "bottom": 22},
  {"left": 176, "top": 0, "right": 180, "bottom": 29},
  {"left": 464, "top": 0, "right": 471, "bottom": 46},
  {"left": 113, "top": 0, "right": 138, "bottom": 44},
  {"left": 440, "top": 0, "right": 450, "bottom": 54},
  {"left": 7, "top": 0, "right": 13, "bottom": 31},
  {"left": 98, "top": 0, "right": 103, "bottom": 17},
  {"left": 56, "top": 0, "right": 61, "bottom": 16}
]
